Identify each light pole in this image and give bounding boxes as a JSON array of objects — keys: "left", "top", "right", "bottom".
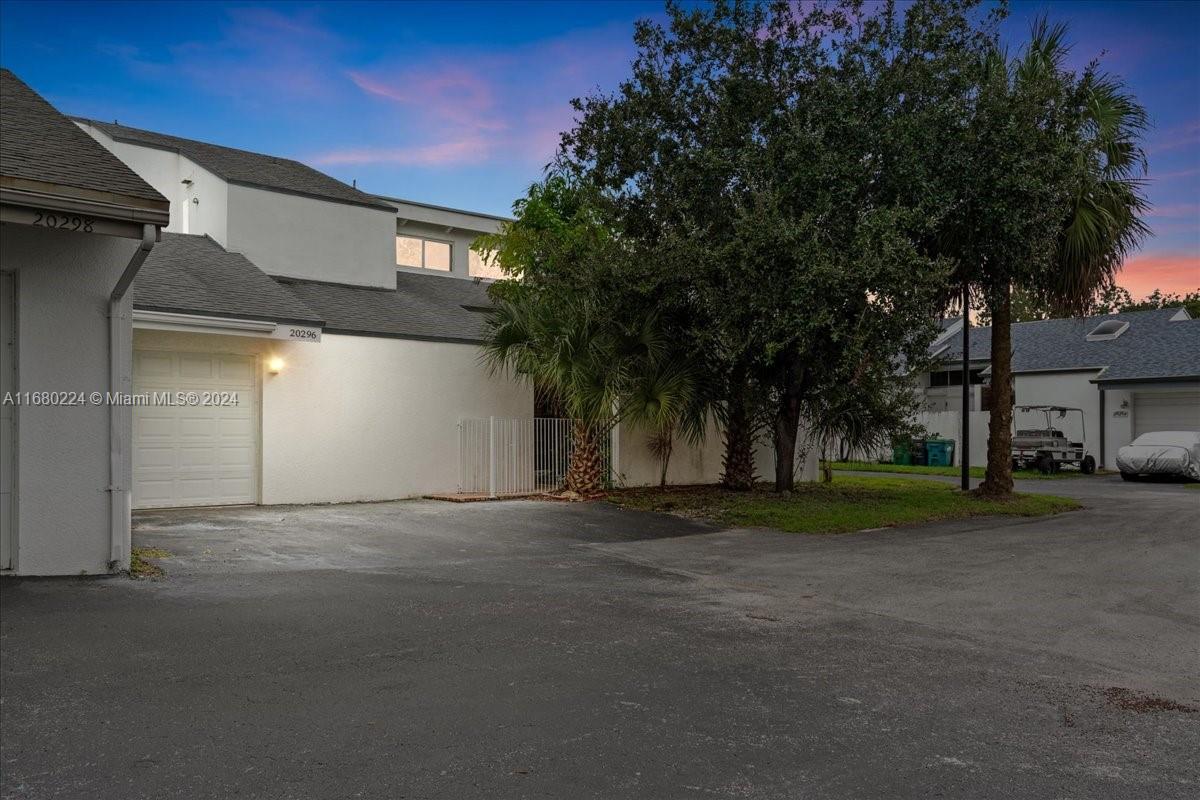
[{"left": 961, "top": 281, "right": 971, "bottom": 491}]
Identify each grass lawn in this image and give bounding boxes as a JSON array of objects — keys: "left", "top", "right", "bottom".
[
  {"left": 609, "top": 475, "right": 1080, "bottom": 534},
  {"left": 826, "top": 460, "right": 1100, "bottom": 480}
]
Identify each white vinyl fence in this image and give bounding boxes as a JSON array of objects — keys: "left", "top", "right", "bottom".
[{"left": 459, "top": 417, "right": 614, "bottom": 496}]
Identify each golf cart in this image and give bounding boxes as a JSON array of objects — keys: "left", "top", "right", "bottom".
[{"left": 1011, "top": 405, "right": 1096, "bottom": 475}]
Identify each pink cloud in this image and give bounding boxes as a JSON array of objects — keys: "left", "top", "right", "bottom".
[
  {"left": 1148, "top": 203, "right": 1200, "bottom": 219},
  {"left": 347, "top": 69, "right": 507, "bottom": 132},
  {"left": 1117, "top": 252, "right": 1200, "bottom": 298},
  {"left": 1147, "top": 119, "right": 1200, "bottom": 155},
  {"left": 1150, "top": 167, "right": 1200, "bottom": 182},
  {"left": 314, "top": 138, "right": 490, "bottom": 167}
]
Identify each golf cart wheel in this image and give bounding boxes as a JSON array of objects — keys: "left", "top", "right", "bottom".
[
  {"left": 1035, "top": 455, "right": 1054, "bottom": 475},
  {"left": 1120, "top": 472, "right": 1137, "bottom": 482},
  {"left": 1080, "top": 455, "right": 1096, "bottom": 475}
]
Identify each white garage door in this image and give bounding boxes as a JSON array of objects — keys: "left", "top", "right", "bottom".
[
  {"left": 133, "top": 351, "right": 258, "bottom": 509},
  {"left": 1132, "top": 391, "right": 1200, "bottom": 438}
]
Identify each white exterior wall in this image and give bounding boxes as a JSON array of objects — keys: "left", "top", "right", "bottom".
[
  {"left": 132, "top": 329, "right": 532, "bottom": 503},
  {"left": 76, "top": 124, "right": 228, "bottom": 244},
  {"left": 617, "top": 421, "right": 816, "bottom": 486},
  {"left": 1, "top": 225, "right": 139, "bottom": 575},
  {"left": 1013, "top": 371, "right": 1101, "bottom": 455},
  {"left": 1100, "top": 388, "right": 1134, "bottom": 471},
  {"left": 227, "top": 185, "right": 396, "bottom": 288}
]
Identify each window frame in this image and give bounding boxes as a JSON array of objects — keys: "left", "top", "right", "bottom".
[{"left": 396, "top": 234, "right": 453, "bottom": 272}]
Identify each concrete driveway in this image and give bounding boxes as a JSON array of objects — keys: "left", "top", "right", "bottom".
[{"left": 2, "top": 475, "right": 1197, "bottom": 799}]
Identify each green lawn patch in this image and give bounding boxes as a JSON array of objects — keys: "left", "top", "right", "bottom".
[
  {"left": 609, "top": 475, "right": 1080, "bottom": 534},
  {"left": 827, "top": 460, "right": 1099, "bottom": 480},
  {"left": 130, "top": 546, "right": 170, "bottom": 579}
]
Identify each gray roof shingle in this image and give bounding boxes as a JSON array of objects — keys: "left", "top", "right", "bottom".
[
  {"left": 134, "top": 233, "right": 322, "bottom": 325},
  {"left": 934, "top": 307, "right": 1200, "bottom": 382},
  {"left": 1, "top": 69, "right": 165, "bottom": 204},
  {"left": 279, "top": 271, "right": 494, "bottom": 343},
  {"left": 75, "top": 118, "right": 394, "bottom": 211}
]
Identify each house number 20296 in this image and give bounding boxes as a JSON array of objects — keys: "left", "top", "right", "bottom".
[{"left": 32, "top": 211, "right": 95, "bottom": 232}]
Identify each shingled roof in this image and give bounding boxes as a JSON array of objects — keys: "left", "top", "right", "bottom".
[
  {"left": 933, "top": 307, "right": 1200, "bottom": 383},
  {"left": 74, "top": 118, "right": 394, "bottom": 212},
  {"left": 279, "top": 271, "right": 495, "bottom": 344},
  {"left": 134, "top": 233, "right": 322, "bottom": 326},
  {"left": 1, "top": 69, "right": 165, "bottom": 205}
]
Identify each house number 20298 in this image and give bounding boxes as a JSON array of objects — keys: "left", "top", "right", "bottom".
[{"left": 32, "top": 211, "right": 95, "bottom": 233}]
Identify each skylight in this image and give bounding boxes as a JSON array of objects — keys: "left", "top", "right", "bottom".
[{"left": 1085, "top": 319, "right": 1129, "bottom": 341}]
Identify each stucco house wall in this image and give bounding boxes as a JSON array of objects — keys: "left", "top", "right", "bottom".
[
  {"left": 1012, "top": 370, "right": 1101, "bottom": 455},
  {"left": 2, "top": 225, "right": 139, "bottom": 575},
  {"left": 76, "top": 124, "right": 229, "bottom": 244},
  {"left": 132, "top": 328, "right": 533, "bottom": 503},
  {"left": 617, "top": 421, "right": 817, "bottom": 487},
  {"left": 226, "top": 185, "right": 396, "bottom": 289}
]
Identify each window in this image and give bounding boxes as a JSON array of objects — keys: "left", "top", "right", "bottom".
[
  {"left": 396, "top": 235, "right": 451, "bottom": 271},
  {"left": 468, "top": 248, "right": 505, "bottom": 279},
  {"left": 929, "top": 369, "right": 985, "bottom": 388},
  {"left": 1086, "top": 319, "right": 1129, "bottom": 341}
]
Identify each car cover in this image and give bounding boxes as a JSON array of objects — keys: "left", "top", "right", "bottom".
[{"left": 1116, "top": 431, "right": 1200, "bottom": 480}]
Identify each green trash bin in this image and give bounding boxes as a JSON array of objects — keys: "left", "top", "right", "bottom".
[
  {"left": 891, "top": 439, "right": 912, "bottom": 466},
  {"left": 926, "top": 439, "right": 956, "bottom": 467}
]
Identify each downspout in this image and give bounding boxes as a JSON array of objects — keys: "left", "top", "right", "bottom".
[{"left": 108, "top": 223, "right": 157, "bottom": 571}]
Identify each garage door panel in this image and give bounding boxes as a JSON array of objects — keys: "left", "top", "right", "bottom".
[
  {"left": 219, "top": 446, "right": 254, "bottom": 466},
  {"left": 1133, "top": 392, "right": 1200, "bottom": 438},
  {"left": 219, "top": 357, "right": 255, "bottom": 383},
  {"left": 133, "top": 350, "right": 258, "bottom": 509},
  {"left": 178, "top": 354, "right": 216, "bottom": 379},
  {"left": 135, "top": 446, "right": 175, "bottom": 469},
  {"left": 135, "top": 352, "right": 173, "bottom": 377}
]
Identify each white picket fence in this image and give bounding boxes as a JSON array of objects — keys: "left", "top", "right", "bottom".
[{"left": 459, "top": 417, "right": 614, "bottom": 496}]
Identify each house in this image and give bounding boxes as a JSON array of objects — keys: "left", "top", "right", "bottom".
[
  {"left": 2, "top": 70, "right": 806, "bottom": 574},
  {"left": 70, "top": 117, "right": 533, "bottom": 510},
  {"left": 1, "top": 69, "right": 169, "bottom": 574},
  {"left": 917, "top": 308, "right": 1200, "bottom": 469}
]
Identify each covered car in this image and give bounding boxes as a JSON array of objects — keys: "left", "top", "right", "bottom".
[{"left": 1116, "top": 431, "right": 1200, "bottom": 481}]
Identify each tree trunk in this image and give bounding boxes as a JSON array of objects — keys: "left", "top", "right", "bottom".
[
  {"left": 722, "top": 387, "right": 757, "bottom": 491},
  {"left": 564, "top": 421, "right": 604, "bottom": 496},
  {"left": 977, "top": 284, "right": 1015, "bottom": 497},
  {"left": 658, "top": 435, "right": 673, "bottom": 488},
  {"left": 773, "top": 385, "right": 802, "bottom": 492}
]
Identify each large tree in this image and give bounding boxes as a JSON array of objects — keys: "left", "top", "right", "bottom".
[{"left": 562, "top": 0, "right": 951, "bottom": 492}]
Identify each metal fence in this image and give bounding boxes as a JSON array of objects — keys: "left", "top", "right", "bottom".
[{"left": 459, "top": 417, "right": 613, "bottom": 496}]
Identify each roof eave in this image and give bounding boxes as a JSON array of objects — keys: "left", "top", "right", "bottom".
[{"left": 0, "top": 176, "right": 169, "bottom": 234}]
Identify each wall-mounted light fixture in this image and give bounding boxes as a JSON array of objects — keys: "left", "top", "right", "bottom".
[{"left": 267, "top": 356, "right": 285, "bottom": 375}]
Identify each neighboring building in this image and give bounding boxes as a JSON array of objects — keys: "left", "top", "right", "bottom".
[
  {"left": 1, "top": 69, "right": 169, "bottom": 575},
  {"left": 72, "top": 118, "right": 533, "bottom": 510},
  {"left": 917, "top": 308, "right": 1200, "bottom": 469}
]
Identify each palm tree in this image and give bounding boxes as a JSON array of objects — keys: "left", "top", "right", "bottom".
[
  {"left": 481, "top": 288, "right": 704, "bottom": 496},
  {"left": 975, "top": 19, "right": 1149, "bottom": 496}
]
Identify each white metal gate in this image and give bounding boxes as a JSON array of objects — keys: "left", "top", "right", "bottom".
[{"left": 459, "top": 417, "right": 613, "bottom": 496}]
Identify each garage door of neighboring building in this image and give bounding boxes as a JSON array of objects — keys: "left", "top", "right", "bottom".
[
  {"left": 133, "top": 350, "right": 258, "bottom": 509},
  {"left": 1132, "top": 391, "right": 1200, "bottom": 438}
]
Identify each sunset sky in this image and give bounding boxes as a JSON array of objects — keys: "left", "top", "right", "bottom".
[{"left": 1, "top": 0, "right": 1195, "bottom": 297}]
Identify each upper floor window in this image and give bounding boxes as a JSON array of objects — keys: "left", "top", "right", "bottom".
[
  {"left": 396, "top": 235, "right": 451, "bottom": 271},
  {"left": 468, "top": 248, "right": 505, "bottom": 280}
]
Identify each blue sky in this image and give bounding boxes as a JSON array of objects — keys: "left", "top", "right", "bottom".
[{"left": 1, "top": 0, "right": 1196, "bottom": 295}]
